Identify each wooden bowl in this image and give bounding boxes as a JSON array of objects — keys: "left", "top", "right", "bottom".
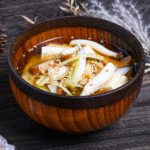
[{"left": 8, "top": 16, "right": 145, "bottom": 134}]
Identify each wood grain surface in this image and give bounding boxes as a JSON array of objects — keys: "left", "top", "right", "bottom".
[{"left": 0, "top": 0, "right": 150, "bottom": 149}]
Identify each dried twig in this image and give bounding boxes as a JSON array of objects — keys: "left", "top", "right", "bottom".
[{"left": 16, "top": 15, "right": 37, "bottom": 24}]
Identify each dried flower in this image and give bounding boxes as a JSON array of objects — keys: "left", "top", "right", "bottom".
[{"left": 59, "top": 0, "right": 81, "bottom": 16}]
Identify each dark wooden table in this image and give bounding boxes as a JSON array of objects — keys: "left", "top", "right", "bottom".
[{"left": 0, "top": 0, "right": 150, "bottom": 149}]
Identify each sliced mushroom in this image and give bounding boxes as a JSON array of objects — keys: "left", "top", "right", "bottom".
[
  {"left": 29, "top": 60, "right": 57, "bottom": 75},
  {"left": 59, "top": 44, "right": 81, "bottom": 60},
  {"left": 70, "top": 39, "right": 118, "bottom": 58},
  {"left": 104, "top": 56, "right": 132, "bottom": 68}
]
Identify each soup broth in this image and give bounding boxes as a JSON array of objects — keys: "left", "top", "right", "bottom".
[{"left": 20, "top": 38, "right": 134, "bottom": 96}]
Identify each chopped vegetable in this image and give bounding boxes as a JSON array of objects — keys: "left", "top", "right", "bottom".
[
  {"left": 41, "top": 46, "right": 65, "bottom": 60},
  {"left": 115, "top": 67, "right": 132, "bottom": 75},
  {"left": 50, "top": 81, "right": 72, "bottom": 96},
  {"left": 29, "top": 60, "right": 56, "bottom": 75},
  {"left": 48, "top": 84, "right": 57, "bottom": 93},
  {"left": 81, "top": 63, "right": 116, "bottom": 96},
  {"left": 114, "top": 75, "right": 129, "bottom": 89},
  {"left": 104, "top": 67, "right": 132, "bottom": 90},
  {"left": 82, "top": 45, "right": 96, "bottom": 55},
  {"left": 104, "top": 74, "right": 121, "bottom": 90},
  {"left": 56, "top": 54, "right": 105, "bottom": 67},
  {"left": 36, "top": 74, "right": 49, "bottom": 86},
  {"left": 36, "top": 85, "right": 49, "bottom": 91},
  {"left": 64, "top": 48, "right": 86, "bottom": 89},
  {"left": 72, "top": 48, "right": 86, "bottom": 81},
  {"left": 59, "top": 44, "right": 81, "bottom": 60},
  {"left": 41, "top": 43, "right": 72, "bottom": 60},
  {"left": 48, "top": 66, "right": 67, "bottom": 80}
]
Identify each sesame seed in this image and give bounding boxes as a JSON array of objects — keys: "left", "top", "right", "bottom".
[
  {"left": 88, "top": 37, "right": 91, "bottom": 40},
  {"left": 23, "top": 54, "right": 25, "bottom": 57},
  {"left": 41, "top": 71, "right": 45, "bottom": 74},
  {"left": 28, "top": 48, "right": 33, "bottom": 52}
]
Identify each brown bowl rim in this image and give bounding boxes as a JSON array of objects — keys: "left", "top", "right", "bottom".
[{"left": 8, "top": 16, "right": 145, "bottom": 109}]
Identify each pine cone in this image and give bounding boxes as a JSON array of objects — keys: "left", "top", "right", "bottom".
[{"left": 0, "top": 23, "right": 7, "bottom": 56}]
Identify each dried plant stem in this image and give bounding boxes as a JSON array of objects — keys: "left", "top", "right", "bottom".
[{"left": 16, "top": 15, "right": 38, "bottom": 24}]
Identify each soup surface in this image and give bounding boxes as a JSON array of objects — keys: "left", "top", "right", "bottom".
[{"left": 20, "top": 38, "right": 134, "bottom": 96}]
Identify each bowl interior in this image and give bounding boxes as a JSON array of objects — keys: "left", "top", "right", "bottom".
[{"left": 12, "top": 26, "right": 138, "bottom": 73}]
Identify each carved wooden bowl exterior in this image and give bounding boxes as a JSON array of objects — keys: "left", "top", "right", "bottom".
[{"left": 8, "top": 16, "right": 145, "bottom": 134}]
